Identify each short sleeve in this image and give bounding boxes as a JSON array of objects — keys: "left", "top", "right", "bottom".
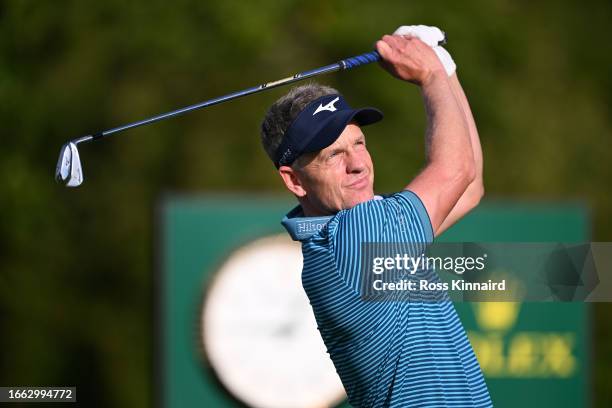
[
  {"left": 329, "top": 190, "right": 434, "bottom": 292},
  {"left": 395, "top": 190, "right": 434, "bottom": 243}
]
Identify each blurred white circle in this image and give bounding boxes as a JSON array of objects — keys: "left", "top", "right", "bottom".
[{"left": 202, "top": 234, "right": 346, "bottom": 408}]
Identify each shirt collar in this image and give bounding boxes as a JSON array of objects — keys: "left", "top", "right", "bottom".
[
  {"left": 281, "top": 205, "right": 333, "bottom": 241},
  {"left": 281, "top": 195, "right": 384, "bottom": 241}
]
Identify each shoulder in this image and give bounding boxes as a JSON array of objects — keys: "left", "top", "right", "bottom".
[{"left": 330, "top": 191, "right": 434, "bottom": 243}]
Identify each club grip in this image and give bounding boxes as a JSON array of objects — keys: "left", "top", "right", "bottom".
[{"left": 341, "top": 51, "right": 381, "bottom": 69}]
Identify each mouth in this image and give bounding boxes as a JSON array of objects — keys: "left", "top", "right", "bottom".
[{"left": 346, "top": 173, "right": 370, "bottom": 190}]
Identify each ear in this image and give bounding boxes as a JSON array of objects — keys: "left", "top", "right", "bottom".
[{"left": 278, "top": 165, "right": 307, "bottom": 198}]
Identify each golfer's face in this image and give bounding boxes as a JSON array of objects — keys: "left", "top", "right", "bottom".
[{"left": 298, "top": 123, "right": 375, "bottom": 214}]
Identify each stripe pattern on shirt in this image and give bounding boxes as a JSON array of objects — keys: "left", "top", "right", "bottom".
[{"left": 299, "top": 191, "right": 492, "bottom": 407}]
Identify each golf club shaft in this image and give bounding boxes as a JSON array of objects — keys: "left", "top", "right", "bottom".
[{"left": 82, "top": 51, "right": 381, "bottom": 144}]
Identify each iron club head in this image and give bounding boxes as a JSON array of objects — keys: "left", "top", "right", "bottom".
[{"left": 55, "top": 141, "right": 84, "bottom": 187}]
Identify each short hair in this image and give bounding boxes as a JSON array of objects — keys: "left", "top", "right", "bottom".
[{"left": 260, "top": 82, "right": 338, "bottom": 164}]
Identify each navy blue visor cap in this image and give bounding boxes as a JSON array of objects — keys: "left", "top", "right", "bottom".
[{"left": 273, "top": 94, "right": 383, "bottom": 168}]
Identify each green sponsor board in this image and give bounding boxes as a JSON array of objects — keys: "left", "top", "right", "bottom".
[
  {"left": 440, "top": 204, "right": 590, "bottom": 408},
  {"left": 158, "top": 196, "right": 588, "bottom": 407}
]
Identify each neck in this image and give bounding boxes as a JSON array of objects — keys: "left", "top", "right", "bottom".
[
  {"left": 300, "top": 200, "right": 334, "bottom": 217},
  {"left": 298, "top": 194, "right": 378, "bottom": 217}
]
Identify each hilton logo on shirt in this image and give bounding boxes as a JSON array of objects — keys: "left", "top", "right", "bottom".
[{"left": 297, "top": 220, "right": 327, "bottom": 234}]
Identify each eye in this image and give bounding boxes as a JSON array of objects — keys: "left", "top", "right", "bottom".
[{"left": 327, "top": 150, "right": 343, "bottom": 161}]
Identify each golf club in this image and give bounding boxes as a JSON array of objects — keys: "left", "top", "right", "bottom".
[{"left": 55, "top": 37, "right": 446, "bottom": 187}]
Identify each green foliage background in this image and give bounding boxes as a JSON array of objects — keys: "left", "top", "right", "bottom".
[{"left": 1, "top": 0, "right": 611, "bottom": 406}]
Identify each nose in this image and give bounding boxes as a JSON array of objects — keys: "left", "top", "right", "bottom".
[{"left": 346, "top": 148, "right": 367, "bottom": 174}]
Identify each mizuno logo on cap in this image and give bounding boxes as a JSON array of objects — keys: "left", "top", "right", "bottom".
[{"left": 313, "top": 96, "right": 340, "bottom": 116}]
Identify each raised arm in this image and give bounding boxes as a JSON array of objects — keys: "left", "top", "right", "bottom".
[
  {"left": 435, "top": 74, "right": 484, "bottom": 235},
  {"left": 376, "top": 35, "right": 475, "bottom": 237}
]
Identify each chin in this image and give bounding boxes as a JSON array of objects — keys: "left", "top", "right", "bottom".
[{"left": 344, "top": 190, "right": 374, "bottom": 209}]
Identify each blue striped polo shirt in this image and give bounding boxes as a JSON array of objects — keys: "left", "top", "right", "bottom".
[{"left": 282, "top": 190, "right": 492, "bottom": 407}]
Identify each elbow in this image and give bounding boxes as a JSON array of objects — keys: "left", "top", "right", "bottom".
[
  {"left": 455, "top": 160, "right": 477, "bottom": 190},
  {"left": 468, "top": 179, "right": 485, "bottom": 211},
  {"left": 460, "top": 165, "right": 484, "bottom": 212},
  {"left": 473, "top": 166, "right": 485, "bottom": 205},
  {"left": 473, "top": 182, "right": 485, "bottom": 206}
]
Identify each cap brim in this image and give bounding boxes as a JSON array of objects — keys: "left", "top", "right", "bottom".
[{"left": 302, "top": 107, "right": 383, "bottom": 154}]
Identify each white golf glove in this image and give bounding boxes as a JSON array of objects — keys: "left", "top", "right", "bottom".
[{"left": 393, "top": 25, "right": 456, "bottom": 76}]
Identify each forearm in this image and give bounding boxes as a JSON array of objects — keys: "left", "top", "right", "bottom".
[
  {"left": 421, "top": 72, "right": 473, "bottom": 175},
  {"left": 435, "top": 74, "right": 484, "bottom": 235},
  {"left": 449, "top": 74, "right": 482, "bottom": 186},
  {"left": 406, "top": 71, "right": 474, "bottom": 231}
]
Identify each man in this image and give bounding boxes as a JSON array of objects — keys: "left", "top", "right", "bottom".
[{"left": 260, "top": 26, "right": 491, "bottom": 407}]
